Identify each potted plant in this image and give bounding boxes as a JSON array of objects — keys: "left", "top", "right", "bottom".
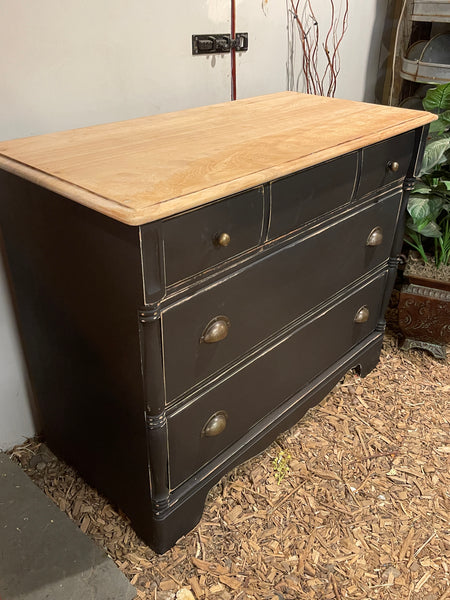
[{"left": 398, "top": 82, "right": 450, "bottom": 359}]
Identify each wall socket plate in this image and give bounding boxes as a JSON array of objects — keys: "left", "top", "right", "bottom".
[{"left": 192, "top": 33, "right": 248, "bottom": 55}]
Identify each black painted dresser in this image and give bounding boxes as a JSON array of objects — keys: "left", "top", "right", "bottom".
[{"left": 0, "top": 93, "right": 434, "bottom": 552}]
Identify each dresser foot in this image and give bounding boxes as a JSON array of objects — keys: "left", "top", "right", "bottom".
[
  {"left": 353, "top": 341, "right": 384, "bottom": 377},
  {"left": 134, "top": 499, "right": 207, "bottom": 555}
]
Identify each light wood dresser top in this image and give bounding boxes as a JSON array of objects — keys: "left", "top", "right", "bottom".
[{"left": 0, "top": 92, "right": 435, "bottom": 225}]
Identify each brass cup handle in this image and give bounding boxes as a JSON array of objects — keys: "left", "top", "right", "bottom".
[
  {"left": 200, "top": 316, "right": 231, "bottom": 343},
  {"left": 202, "top": 411, "right": 228, "bottom": 437},
  {"left": 354, "top": 306, "right": 370, "bottom": 324},
  {"left": 388, "top": 161, "right": 399, "bottom": 173},
  {"left": 366, "top": 226, "right": 383, "bottom": 247},
  {"left": 216, "top": 232, "right": 231, "bottom": 247}
]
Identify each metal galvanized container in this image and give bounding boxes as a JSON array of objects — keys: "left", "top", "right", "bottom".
[
  {"left": 401, "top": 33, "right": 450, "bottom": 83},
  {"left": 412, "top": 0, "right": 450, "bottom": 22}
]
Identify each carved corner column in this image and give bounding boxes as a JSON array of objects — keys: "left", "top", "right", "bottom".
[{"left": 139, "top": 307, "right": 170, "bottom": 514}]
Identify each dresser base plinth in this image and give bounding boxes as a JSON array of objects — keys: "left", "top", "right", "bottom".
[{"left": 135, "top": 333, "right": 384, "bottom": 554}]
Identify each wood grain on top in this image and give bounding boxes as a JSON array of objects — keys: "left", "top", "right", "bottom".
[{"left": 0, "top": 92, "right": 436, "bottom": 225}]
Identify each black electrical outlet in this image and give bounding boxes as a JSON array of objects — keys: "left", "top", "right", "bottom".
[{"left": 192, "top": 33, "right": 248, "bottom": 55}]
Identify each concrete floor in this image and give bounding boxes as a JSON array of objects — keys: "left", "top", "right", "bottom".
[{"left": 0, "top": 453, "right": 136, "bottom": 600}]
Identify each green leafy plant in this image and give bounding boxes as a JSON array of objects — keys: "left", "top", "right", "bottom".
[
  {"left": 272, "top": 449, "right": 291, "bottom": 484},
  {"left": 405, "top": 83, "right": 450, "bottom": 269}
]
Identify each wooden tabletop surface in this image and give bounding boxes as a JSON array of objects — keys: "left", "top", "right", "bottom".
[{"left": 0, "top": 92, "right": 436, "bottom": 225}]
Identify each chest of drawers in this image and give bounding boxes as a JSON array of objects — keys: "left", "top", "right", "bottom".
[{"left": 0, "top": 93, "right": 434, "bottom": 553}]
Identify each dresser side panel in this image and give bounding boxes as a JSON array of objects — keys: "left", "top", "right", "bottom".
[{"left": 0, "top": 171, "right": 152, "bottom": 526}]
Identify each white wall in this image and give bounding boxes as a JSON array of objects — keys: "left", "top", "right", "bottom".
[
  {"left": 338, "top": 0, "right": 389, "bottom": 103},
  {"left": 236, "top": 0, "right": 287, "bottom": 99},
  {"left": 0, "top": 0, "right": 386, "bottom": 141},
  {"left": 0, "top": 0, "right": 385, "bottom": 449},
  {"left": 0, "top": 267, "right": 34, "bottom": 450},
  {"left": 0, "top": 0, "right": 232, "bottom": 140}
]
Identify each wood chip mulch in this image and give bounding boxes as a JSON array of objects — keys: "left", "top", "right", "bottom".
[{"left": 8, "top": 331, "right": 450, "bottom": 600}]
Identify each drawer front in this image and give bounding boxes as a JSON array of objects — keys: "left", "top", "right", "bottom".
[
  {"left": 167, "top": 273, "right": 387, "bottom": 489},
  {"left": 357, "top": 131, "right": 415, "bottom": 198},
  {"left": 269, "top": 152, "right": 357, "bottom": 239},
  {"left": 160, "top": 187, "right": 264, "bottom": 285},
  {"left": 163, "top": 193, "right": 401, "bottom": 401}
]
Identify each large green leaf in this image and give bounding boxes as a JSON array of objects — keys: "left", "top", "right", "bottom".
[
  {"left": 429, "top": 109, "right": 450, "bottom": 136},
  {"left": 412, "top": 181, "right": 432, "bottom": 194},
  {"left": 407, "top": 217, "right": 441, "bottom": 237},
  {"left": 440, "top": 110, "right": 450, "bottom": 125},
  {"left": 417, "top": 221, "right": 442, "bottom": 238},
  {"left": 407, "top": 195, "right": 429, "bottom": 221},
  {"left": 405, "top": 216, "right": 419, "bottom": 235},
  {"left": 443, "top": 180, "right": 450, "bottom": 191},
  {"left": 429, "top": 119, "right": 448, "bottom": 136},
  {"left": 420, "top": 136, "right": 450, "bottom": 175},
  {"left": 429, "top": 196, "right": 446, "bottom": 220},
  {"left": 407, "top": 194, "right": 443, "bottom": 222},
  {"left": 423, "top": 83, "right": 450, "bottom": 112}
]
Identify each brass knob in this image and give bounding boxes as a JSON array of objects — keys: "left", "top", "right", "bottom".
[
  {"left": 202, "top": 411, "right": 228, "bottom": 437},
  {"left": 201, "top": 316, "right": 230, "bottom": 343},
  {"left": 216, "top": 232, "right": 231, "bottom": 247},
  {"left": 354, "top": 306, "right": 370, "bottom": 324},
  {"left": 366, "top": 226, "right": 383, "bottom": 247},
  {"left": 388, "top": 161, "right": 399, "bottom": 173}
]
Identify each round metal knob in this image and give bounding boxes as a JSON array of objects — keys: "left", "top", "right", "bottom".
[
  {"left": 201, "top": 316, "right": 230, "bottom": 343},
  {"left": 354, "top": 306, "right": 370, "bottom": 324},
  {"left": 202, "top": 411, "right": 227, "bottom": 437},
  {"left": 216, "top": 232, "right": 231, "bottom": 247},
  {"left": 366, "top": 226, "right": 383, "bottom": 247},
  {"left": 388, "top": 161, "right": 399, "bottom": 173}
]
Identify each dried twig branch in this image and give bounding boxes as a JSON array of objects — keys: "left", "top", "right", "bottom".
[{"left": 289, "top": 0, "right": 349, "bottom": 97}]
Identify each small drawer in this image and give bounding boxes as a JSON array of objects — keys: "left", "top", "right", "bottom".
[
  {"left": 160, "top": 187, "right": 264, "bottom": 285},
  {"left": 269, "top": 152, "right": 357, "bottom": 239},
  {"left": 167, "top": 272, "right": 387, "bottom": 489},
  {"left": 357, "top": 131, "right": 415, "bottom": 198},
  {"left": 162, "top": 192, "right": 402, "bottom": 402}
]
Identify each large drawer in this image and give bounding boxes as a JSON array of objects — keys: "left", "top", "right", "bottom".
[
  {"left": 162, "top": 192, "right": 402, "bottom": 401},
  {"left": 158, "top": 187, "right": 264, "bottom": 285},
  {"left": 167, "top": 272, "right": 387, "bottom": 489},
  {"left": 269, "top": 151, "right": 357, "bottom": 239},
  {"left": 357, "top": 131, "right": 415, "bottom": 198}
]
